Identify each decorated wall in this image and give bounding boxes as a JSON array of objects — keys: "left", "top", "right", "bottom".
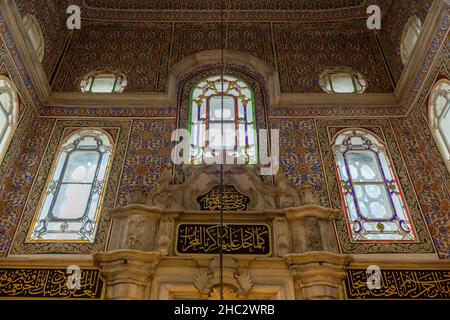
[
  {"left": 0, "top": 2, "right": 448, "bottom": 260},
  {"left": 16, "top": 0, "right": 68, "bottom": 80},
  {"left": 52, "top": 20, "right": 393, "bottom": 93},
  {"left": 379, "top": 0, "right": 434, "bottom": 83}
]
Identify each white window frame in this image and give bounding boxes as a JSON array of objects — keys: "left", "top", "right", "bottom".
[
  {"left": 428, "top": 78, "right": 450, "bottom": 172},
  {"left": 80, "top": 69, "right": 128, "bottom": 93},
  {"left": 319, "top": 67, "right": 367, "bottom": 94},
  {"left": 22, "top": 14, "right": 45, "bottom": 63},
  {"left": 0, "top": 76, "right": 19, "bottom": 165},
  {"left": 400, "top": 16, "right": 422, "bottom": 66}
]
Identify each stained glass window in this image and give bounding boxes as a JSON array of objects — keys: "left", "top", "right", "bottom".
[
  {"left": 29, "top": 129, "right": 113, "bottom": 242},
  {"left": 23, "top": 14, "right": 44, "bottom": 63},
  {"left": 332, "top": 129, "right": 416, "bottom": 241},
  {"left": 401, "top": 16, "right": 422, "bottom": 65},
  {"left": 80, "top": 70, "right": 127, "bottom": 93},
  {"left": 189, "top": 75, "right": 257, "bottom": 165},
  {"left": 429, "top": 79, "right": 450, "bottom": 171},
  {"left": 319, "top": 67, "right": 367, "bottom": 93},
  {"left": 0, "top": 76, "right": 19, "bottom": 164}
]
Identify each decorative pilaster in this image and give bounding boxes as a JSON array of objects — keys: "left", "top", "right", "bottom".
[
  {"left": 285, "top": 252, "right": 351, "bottom": 300},
  {"left": 284, "top": 205, "right": 340, "bottom": 253},
  {"left": 94, "top": 250, "right": 160, "bottom": 300},
  {"left": 107, "top": 205, "right": 163, "bottom": 251}
]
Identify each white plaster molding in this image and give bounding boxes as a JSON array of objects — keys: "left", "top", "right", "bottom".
[
  {"left": 167, "top": 49, "right": 280, "bottom": 105},
  {"left": 0, "top": 0, "right": 51, "bottom": 102},
  {"left": 394, "top": 0, "right": 449, "bottom": 104}
]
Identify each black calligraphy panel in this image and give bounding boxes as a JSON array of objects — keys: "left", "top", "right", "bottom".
[
  {"left": 197, "top": 185, "right": 250, "bottom": 211},
  {"left": 0, "top": 267, "right": 104, "bottom": 299},
  {"left": 344, "top": 269, "right": 450, "bottom": 299},
  {"left": 176, "top": 224, "right": 271, "bottom": 255}
]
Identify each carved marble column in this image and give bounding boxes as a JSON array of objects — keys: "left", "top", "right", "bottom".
[
  {"left": 107, "top": 205, "right": 163, "bottom": 251},
  {"left": 94, "top": 250, "right": 160, "bottom": 300},
  {"left": 283, "top": 205, "right": 340, "bottom": 253},
  {"left": 285, "top": 252, "right": 351, "bottom": 300}
]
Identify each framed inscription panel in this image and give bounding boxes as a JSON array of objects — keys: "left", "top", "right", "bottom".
[{"left": 176, "top": 223, "right": 271, "bottom": 255}]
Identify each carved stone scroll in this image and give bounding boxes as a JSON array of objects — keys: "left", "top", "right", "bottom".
[{"left": 194, "top": 256, "right": 253, "bottom": 299}]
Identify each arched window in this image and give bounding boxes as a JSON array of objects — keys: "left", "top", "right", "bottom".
[
  {"left": 0, "top": 76, "right": 19, "bottom": 164},
  {"left": 401, "top": 16, "right": 422, "bottom": 65},
  {"left": 189, "top": 75, "right": 257, "bottom": 165},
  {"left": 428, "top": 79, "right": 450, "bottom": 171},
  {"left": 319, "top": 67, "right": 367, "bottom": 93},
  {"left": 332, "top": 129, "right": 416, "bottom": 241},
  {"left": 80, "top": 69, "right": 127, "bottom": 93},
  {"left": 28, "top": 129, "right": 114, "bottom": 242},
  {"left": 22, "top": 14, "right": 44, "bottom": 63}
]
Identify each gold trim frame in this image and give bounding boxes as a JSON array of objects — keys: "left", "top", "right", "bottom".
[
  {"left": 174, "top": 222, "right": 273, "bottom": 257},
  {"left": 317, "top": 118, "right": 435, "bottom": 254},
  {"left": 25, "top": 128, "right": 117, "bottom": 244},
  {"left": 10, "top": 119, "right": 131, "bottom": 254}
]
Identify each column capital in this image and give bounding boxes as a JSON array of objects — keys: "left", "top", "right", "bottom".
[
  {"left": 94, "top": 249, "right": 160, "bottom": 299},
  {"left": 285, "top": 251, "right": 352, "bottom": 300}
]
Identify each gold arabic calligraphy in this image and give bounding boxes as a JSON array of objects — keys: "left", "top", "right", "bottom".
[
  {"left": 0, "top": 268, "right": 104, "bottom": 299},
  {"left": 177, "top": 224, "right": 270, "bottom": 255},
  {"left": 345, "top": 269, "right": 450, "bottom": 299},
  {"left": 197, "top": 185, "right": 250, "bottom": 211}
]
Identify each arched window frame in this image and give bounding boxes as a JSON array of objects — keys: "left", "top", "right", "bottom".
[
  {"left": 0, "top": 76, "right": 19, "bottom": 165},
  {"left": 28, "top": 129, "right": 114, "bottom": 242},
  {"left": 332, "top": 128, "right": 417, "bottom": 242},
  {"left": 22, "top": 14, "right": 45, "bottom": 63},
  {"left": 401, "top": 16, "right": 422, "bottom": 66},
  {"left": 428, "top": 78, "right": 450, "bottom": 172},
  {"left": 80, "top": 69, "right": 127, "bottom": 93},
  {"left": 188, "top": 75, "right": 257, "bottom": 165},
  {"left": 319, "top": 67, "right": 367, "bottom": 93}
]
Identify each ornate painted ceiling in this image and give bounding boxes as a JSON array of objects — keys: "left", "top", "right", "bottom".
[
  {"left": 72, "top": 0, "right": 391, "bottom": 22},
  {"left": 82, "top": 0, "right": 369, "bottom": 11}
]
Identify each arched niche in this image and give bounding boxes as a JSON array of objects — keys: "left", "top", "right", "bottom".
[{"left": 167, "top": 50, "right": 280, "bottom": 106}]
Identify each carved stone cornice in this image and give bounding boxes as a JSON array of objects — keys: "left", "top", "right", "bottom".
[
  {"left": 283, "top": 205, "right": 340, "bottom": 221},
  {"left": 285, "top": 251, "right": 352, "bottom": 267},
  {"left": 108, "top": 204, "right": 164, "bottom": 219}
]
